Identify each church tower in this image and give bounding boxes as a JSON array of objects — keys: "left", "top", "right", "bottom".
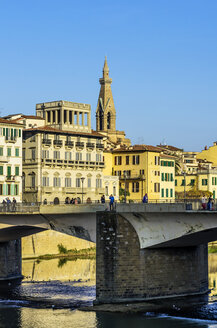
[{"left": 96, "top": 57, "right": 116, "bottom": 133}]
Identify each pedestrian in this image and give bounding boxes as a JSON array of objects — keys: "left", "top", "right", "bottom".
[
  {"left": 207, "top": 196, "right": 212, "bottom": 211},
  {"left": 101, "top": 195, "right": 105, "bottom": 204},
  {"left": 201, "top": 195, "right": 206, "bottom": 210},
  {"left": 142, "top": 193, "right": 148, "bottom": 203},
  {"left": 43, "top": 199, "right": 47, "bottom": 205},
  {"left": 109, "top": 194, "right": 115, "bottom": 211}
]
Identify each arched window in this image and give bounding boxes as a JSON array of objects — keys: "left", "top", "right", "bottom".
[
  {"left": 107, "top": 112, "right": 111, "bottom": 129},
  {"left": 31, "top": 172, "right": 36, "bottom": 188},
  {"left": 99, "top": 108, "right": 103, "bottom": 131}
]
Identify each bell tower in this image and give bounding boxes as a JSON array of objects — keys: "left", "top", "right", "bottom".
[{"left": 96, "top": 57, "right": 116, "bottom": 133}]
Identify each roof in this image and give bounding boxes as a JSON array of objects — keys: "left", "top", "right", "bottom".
[
  {"left": 0, "top": 118, "right": 23, "bottom": 126},
  {"left": 157, "top": 144, "right": 183, "bottom": 151},
  {"left": 160, "top": 154, "right": 176, "bottom": 160},
  {"left": 112, "top": 144, "right": 162, "bottom": 153},
  {"left": 23, "top": 126, "right": 103, "bottom": 138}
]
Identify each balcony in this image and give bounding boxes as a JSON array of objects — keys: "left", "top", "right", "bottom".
[
  {"left": 6, "top": 175, "right": 15, "bottom": 182},
  {"left": 65, "top": 141, "right": 74, "bottom": 148},
  {"left": 86, "top": 142, "right": 95, "bottom": 149},
  {"left": 42, "top": 139, "right": 51, "bottom": 146},
  {"left": 96, "top": 143, "right": 104, "bottom": 150},
  {"left": 53, "top": 140, "right": 63, "bottom": 147},
  {"left": 75, "top": 142, "right": 84, "bottom": 149},
  {"left": 5, "top": 136, "right": 17, "bottom": 143}
]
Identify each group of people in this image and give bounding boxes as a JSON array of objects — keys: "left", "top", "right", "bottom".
[
  {"left": 2, "top": 197, "right": 17, "bottom": 204},
  {"left": 201, "top": 195, "right": 214, "bottom": 211},
  {"left": 64, "top": 197, "right": 81, "bottom": 205}
]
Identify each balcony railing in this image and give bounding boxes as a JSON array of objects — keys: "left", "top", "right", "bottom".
[
  {"left": 86, "top": 142, "right": 95, "bottom": 149},
  {"left": 65, "top": 141, "right": 74, "bottom": 147},
  {"left": 42, "top": 139, "right": 51, "bottom": 145},
  {"left": 96, "top": 144, "right": 104, "bottom": 149},
  {"left": 53, "top": 140, "right": 63, "bottom": 146},
  {"left": 5, "top": 136, "right": 17, "bottom": 143},
  {"left": 75, "top": 142, "right": 84, "bottom": 148}
]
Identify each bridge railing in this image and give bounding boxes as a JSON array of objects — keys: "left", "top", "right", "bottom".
[{"left": 0, "top": 203, "right": 40, "bottom": 213}]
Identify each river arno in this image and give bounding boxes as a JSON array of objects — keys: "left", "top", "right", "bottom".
[{"left": 1, "top": 255, "right": 217, "bottom": 327}]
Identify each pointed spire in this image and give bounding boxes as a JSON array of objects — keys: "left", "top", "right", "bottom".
[{"left": 103, "top": 56, "right": 109, "bottom": 78}]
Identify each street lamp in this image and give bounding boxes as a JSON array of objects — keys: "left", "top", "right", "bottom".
[
  {"left": 123, "top": 171, "right": 128, "bottom": 203},
  {"left": 81, "top": 177, "right": 85, "bottom": 204}
]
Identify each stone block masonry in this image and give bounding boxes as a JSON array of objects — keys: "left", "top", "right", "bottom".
[{"left": 96, "top": 212, "right": 208, "bottom": 304}]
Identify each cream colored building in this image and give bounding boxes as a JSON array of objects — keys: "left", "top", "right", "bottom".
[
  {"left": 22, "top": 101, "right": 106, "bottom": 204},
  {"left": 160, "top": 154, "right": 175, "bottom": 201},
  {"left": 0, "top": 118, "right": 23, "bottom": 202}
]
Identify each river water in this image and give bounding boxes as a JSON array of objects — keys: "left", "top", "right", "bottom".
[{"left": 1, "top": 255, "right": 217, "bottom": 327}]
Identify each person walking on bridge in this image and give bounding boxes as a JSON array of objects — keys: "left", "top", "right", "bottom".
[
  {"left": 109, "top": 194, "right": 115, "bottom": 211},
  {"left": 201, "top": 195, "right": 206, "bottom": 210}
]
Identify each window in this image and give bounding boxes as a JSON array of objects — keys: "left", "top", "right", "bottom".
[
  {"left": 31, "top": 173, "right": 36, "bottom": 188},
  {"left": 42, "top": 150, "right": 49, "bottom": 159},
  {"left": 170, "top": 173, "right": 173, "bottom": 182},
  {"left": 105, "top": 186, "right": 108, "bottom": 196},
  {"left": 140, "top": 169, "right": 144, "bottom": 175},
  {"left": 126, "top": 156, "right": 129, "bottom": 165},
  {"left": 54, "top": 151, "right": 60, "bottom": 159},
  {"left": 161, "top": 173, "right": 164, "bottom": 181},
  {"left": 132, "top": 182, "right": 139, "bottom": 193},
  {"left": 65, "top": 178, "right": 71, "bottom": 187},
  {"left": 114, "top": 170, "right": 122, "bottom": 176},
  {"left": 132, "top": 155, "right": 140, "bottom": 165},
  {"left": 170, "top": 189, "right": 173, "bottom": 197},
  {"left": 76, "top": 178, "right": 81, "bottom": 188},
  {"left": 115, "top": 156, "right": 122, "bottom": 165},
  {"left": 123, "top": 170, "right": 131, "bottom": 177},
  {"left": 154, "top": 183, "right": 160, "bottom": 192},
  {"left": 32, "top": 149, "right": 36, "bottom": 160},
  {"left": 88, "top": 178, "right": 91, "bottom": 188},
  {"left": 15, "top": 167, "right": 19, "bottom": 176},
  {"left": 22, "top": 149, "right": 25, "bottom": 161},
  {"left": 166, "top": 188, "right": 169, "bottom": 197},
  {"left": 155, "top": 156, "right": 159, "bottom": 165},
  {"left": 65, "top": 152, "right": 72, "bottom": 160},
  {"left": 7, "top": 148, "right": 11, "bottom": 157},
  {"left": 202, "top": 179, "right": 208, "bottom": 186},
  {"left": 96, "top": 178, "right": 102, "bottom": 188},
  {"left": 0, "top": 166, "right": 3, "bottom": 175},
  {"left": 7, "top": 184, "right": 11, "bottom": 195},
  {"left": 7, "top": 166, "right": 11, "bottom": 178},
  {"left": 181, "top": 179, "right": 185, "bottom": 186},
  {"left": 0, "top": 148, "right": 3, "bottom": 156},
  {"left": 161, "top": 189, "right": 164, "bottom": 197},
  {"left": 86, "top": 153, "right": 91, "bottom": 161},
  {"left": 14, "top": 184, "right": 19, "bottom": 196},
  {"left": 53, "top": 177, "right": 61, "bottom": 187},
  {"left": 190, "top": 179, "right": 195, "bottom": 186},
  {"left": 14, "top": 148, "right": 19, "bottom": 157},
  {"left": 0, "top": 184, "right": 2, "bottom": 195},
  {"left": 42, "top": 176, "right": 49, "bottom": 187},
  {"left": 76, "top": 152, "right": 82, "bottom": 161},
  {"left": 113, "top": 186, "right": 116, "bottom": 196},
  {"left": 96, "top": 154, "right": 102, "bottom": 162},
  {"left": 175, "top": 179, "right": 177, "bottom": 186}
]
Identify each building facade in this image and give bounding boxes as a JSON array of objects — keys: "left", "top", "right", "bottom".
[
  {"left": 22, "top": 101, "right": 106, "bottom": 204},
  {"left": 0, "top": 118, "right": 23, "bottom": 202}
]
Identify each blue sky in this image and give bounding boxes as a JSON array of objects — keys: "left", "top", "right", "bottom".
[{"left": 0, "top": 0, "right": 217, "bottom": 151}]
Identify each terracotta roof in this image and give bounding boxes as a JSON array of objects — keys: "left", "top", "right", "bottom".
[
  {"left": 0, "top": 118, "right": 23, "bottom": 126},
  {"left": 112, "top": 144, "right": 162, "bottom": 153},
  {"left": 23, "top": 126, "right": 103, "bottom": 138},
  {"left": 16, "top": 115, "right": 44, "bottom": 120},
  {"left": 157, "top": 145, "right": 183, "bottom": 151},
  {"left": 160, "top": 154, "right": 176, "bottom": 160}
]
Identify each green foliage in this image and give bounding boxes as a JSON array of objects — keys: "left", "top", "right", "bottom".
[
  {"left": 175, "top": 190, "right": 212, "bottom": 199},
  {"left": 58, "top": 243, "right": 68, "bottom": 254}
]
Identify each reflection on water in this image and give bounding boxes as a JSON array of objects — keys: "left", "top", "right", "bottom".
[
  {"left": 22, "top": 257, "right": 96, "bottom": 282},
  {"left": 1, "top": 254, "right": 217, "bottom": 327}
]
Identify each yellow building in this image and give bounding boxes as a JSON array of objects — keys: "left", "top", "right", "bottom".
[
  {"left": 106, "top": 145, "right": 175, "bottom": 202},
  {"left": 197, "top": 142, "right": 217, "bottom": 166}
]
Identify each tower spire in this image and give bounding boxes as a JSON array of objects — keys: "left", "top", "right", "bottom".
[{"left": 103, "top": 56, "right": 109, "bottom": 78}]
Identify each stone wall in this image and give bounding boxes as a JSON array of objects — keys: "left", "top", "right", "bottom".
[
  {"left": 0, "top": 240, "right": 21, "bottom": 280},
  {"left": 96, "top": 212, "right": 208, "bottom": 303}
]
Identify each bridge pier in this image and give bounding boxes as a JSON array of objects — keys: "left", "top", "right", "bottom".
[
  {"left": 0, "top": 240, "right": 22, "bottom": 281},
  {"left": 96, "top": 212, "right": 209, "bottom": 304}
]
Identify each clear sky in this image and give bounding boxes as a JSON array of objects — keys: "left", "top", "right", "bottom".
[{"left": 0, "top": 0, "right": 217, "bottom": 151}]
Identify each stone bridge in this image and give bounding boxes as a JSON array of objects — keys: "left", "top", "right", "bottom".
[{"left": 1, "top": 203, "right": 217, "bottom": 304}]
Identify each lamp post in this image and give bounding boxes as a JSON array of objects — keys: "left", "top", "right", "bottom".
[{"left": 81, "top": 177, "right": 85, "bottom": 204}]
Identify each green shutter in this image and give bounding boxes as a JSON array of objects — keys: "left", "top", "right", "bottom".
[
  {"left": 19, "top": 129, "right": 21, "bottom": 137},
  {"left": 0, "top": 148, "right": 3, "bottom": 156},
  {"left": 0, "top": 166, "right": 3, "bottom": 175},
  {"left": 15, "top": 167, "right": 19, "bottom": 176},
  {"left": 170, "top": 189, "right": 173, "bottom": 197},
  {"left": 15, "top": 148, "right": 19, "bottom": 157},
  {"left": 161, "top": 173, "right": 164, "bottom": 181},
  {"left": 11, "top": 184, "right": 14, "bottom": 196},
  {"left": 3, "top": 128, "right": 5, "bottom": 136},
  {"left": 11, "top": 129, "right": 13, "bottom": 137},
  {"left": 175, "top": 179, "right": 177, "bottom": 186},
  {"left": 166, "top": 188, "right": 169, "bottom": 197},
  {"left": 213, "top": 190, "right": 216, "bottom": 199},
  {"left": 171, "top": 173, "right": 173, "bottom": 181},
  {"left": 6, "top": 128, "right": 8, "bottom": 138},
  {"left": 7, "top": 166, "right": 11, "bottom": 177},
  {"left": 161, "top": 189, "right": 164, "bottom": 197}
]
